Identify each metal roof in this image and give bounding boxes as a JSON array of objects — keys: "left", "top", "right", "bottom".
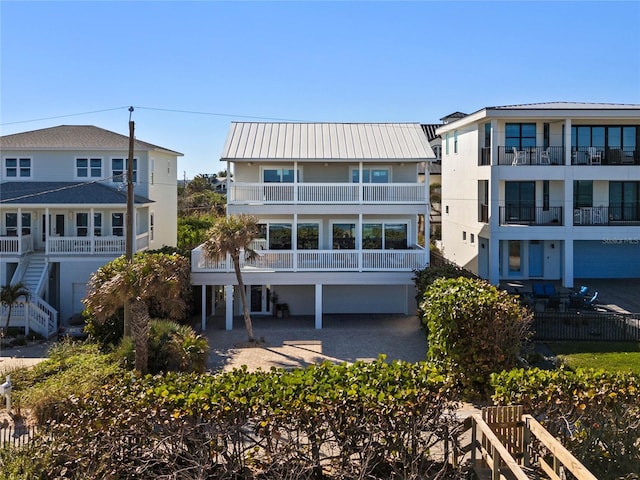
[
  {"left": 0, "top": 125, "right": 183, "bottom": 155},
  {"left": 488, "top": 102, "right": 640, "bottom": 110},
  {"left": 221, "top": 122, "right": 434, "bottom": 161},
  {"left": 0, "top": 182, "right": 152, "bottom": 205}
]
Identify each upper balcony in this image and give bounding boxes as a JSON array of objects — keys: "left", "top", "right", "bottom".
[
  {"left": 0, "top": 233, "right": 149, "bottom": 256},
  {"left": 192, "top": 246, "right": 428, "bottom": 273},
  {"left": 481, "top": 146, "right": 639, "bottom": 166},
  {"left": 228, "top": 183, "right": 427, "bottom": 205}
]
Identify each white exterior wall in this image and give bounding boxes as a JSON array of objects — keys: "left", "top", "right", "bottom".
[
  {"left": 147, "top": 151, "right": 178, "bottom": 248},
  {"left": 57, "top": 259, "right": 113, "bottom": 323}
]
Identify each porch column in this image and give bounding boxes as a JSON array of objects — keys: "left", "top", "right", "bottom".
[
  {"left": 201, "top": 284, "right": 207, "bottom": 331},
  {"left": 357, "top": 213, "right": 362, "bottom": 272},
  {"left": 90, "top": 208, "right": 95, "bottom": 254},
  {"left": 490, "top": 119, "right": 498, "bottom": 165},
  {"left": 45, "top": 207, "right": 50, "bottom": 254},
  {"left": 17, "top": 208, "right": 22, "bottom": 253},
  {"left": 563, "top": 240, "right": 574, "bottom": 289},
  {"left": 293, "top": 160, "right": 298, "bottom": 204},
  {"left": 293, "top": 213, "right": 298, "bottom": 271},
  {"left": 225, "top": 284, "right": 233, "bottom": 330},
  {"left": 211, "top": 286, "right": 216, "bottom": 316},
  {"left": 489, "top": 236, "right": 500, "bottom": 285},
  {"left": 358, "top": 161, "right": 363, "bottom": 203},
  {"left": 315, "top": 284, "right": 323, "bottom": 329}
]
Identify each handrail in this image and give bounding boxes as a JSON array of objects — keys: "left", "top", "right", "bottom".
[
  {"left": 523, "top": 415, "right": 597, "bottom": 480},
  {"left": 469, "top": 413, "right": 530, "bottom": 480}
]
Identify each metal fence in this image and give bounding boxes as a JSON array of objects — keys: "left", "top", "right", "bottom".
[{"left": 532, "top": 311, "right": 640, "bottom": 342}]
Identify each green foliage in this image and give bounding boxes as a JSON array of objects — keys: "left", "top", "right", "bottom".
[
  {"left": 84, "top": 308, "right": 123, "bottom": 350},
  {"left": 114, "top": 319, "right": 209, "bottom": 374},
  {"left": 177, "top": 214, "right": 217, "bottom": 251},
  {"left": 491, "top": 367, "right": 640, "bottom": 478},
  {"left": 420, "top": 277, "right": 532, "bottom": 399},
  {"left": 17, "top": 358, "right": 464, "bottom": 479},
  {"left": 0, "top": 445, "right": 51, "bottom": 480},
  {"left": 10, "top": 340, "right": 123, "bottom": 423},
  {"left": 413, "top": 263, "right": 477, "bottom": 317}
]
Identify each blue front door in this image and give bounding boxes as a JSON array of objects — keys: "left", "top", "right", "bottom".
[{"left": 529, "top": 241, "right": 543, "bottom": 277}]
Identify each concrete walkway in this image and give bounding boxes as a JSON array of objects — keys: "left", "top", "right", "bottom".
[
  {"left": 0, "top": 341, "right": 53, "bottom": 374},
  {"left": 203, "top": 314, "right": 428, "bottom": 372}
]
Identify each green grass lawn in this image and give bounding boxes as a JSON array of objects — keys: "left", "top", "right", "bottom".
[{"left": 547, "top": 342, "right": 640, "bottom": 374}]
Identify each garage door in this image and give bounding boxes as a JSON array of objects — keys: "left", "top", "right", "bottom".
[{"left": 574, "top": 241, "right": 640, "bottom": 278}]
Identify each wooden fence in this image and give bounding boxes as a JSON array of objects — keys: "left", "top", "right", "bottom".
[
  {"left": 532, "top": 311, "right": 640, "bottom": 342},
  {"left": 0, "top": 425, "right": 38, "bottom": 448}
]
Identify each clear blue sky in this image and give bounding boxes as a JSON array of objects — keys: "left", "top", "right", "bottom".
[{"left": 2, "top": 1, "right": 639, "bottom": 179}]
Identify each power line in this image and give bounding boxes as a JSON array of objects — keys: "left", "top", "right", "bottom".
[
  {"left": 135, "top": 106, "right": 307, "bottom": 122},
  {"left": 0, "top": 107, "right": 130, "bottom": 126}
]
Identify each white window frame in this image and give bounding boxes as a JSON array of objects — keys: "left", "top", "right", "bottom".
[
  {"left": 75, "top": 157, "right": 102, "bottom": 179},
  {"left": 261, "top": 166, "right": 301, "bottom": 183},
  {"left": 350, "top": 166, "right": 391, "bottom": 183},
  {"left": 76, "top": 212, "right": 89, "bottom": 237},
  {"left": 111, "top": 158, "right": 137, "bottom": 183},
  {"left": 111, "top": 212, "right": 124, "bottom": 236},
  {"left": 4, "top": 157, "right": 32, "bottom": 178}
]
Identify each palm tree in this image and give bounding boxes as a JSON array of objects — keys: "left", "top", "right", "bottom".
[
  {"left": 83, "top": 253, "right": 190, "bottom": 374},
  {"left": 201, "top": 214, "right": 259, "bottom": 342},
  {"left": 0, "top": 282, "right": 30, "bottom": 333}
]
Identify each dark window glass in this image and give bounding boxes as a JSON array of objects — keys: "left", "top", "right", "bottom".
[
  {"left": 333, "top": 223, "right": 355, "bottom": 249},
  {"left": 268, "top": 224, "right": 292, "bottom": 250},
  {"left": 362, "top": 223, "right": 382, "bottom": 249},
  {"left": 573, "top": 181, "right": 593, "bottom": 208},
  {"left": 297, "top": 223, "right": 319, "bottom": 249}
]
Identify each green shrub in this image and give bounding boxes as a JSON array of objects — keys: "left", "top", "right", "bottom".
[
  {"left": 491, "top": 367, "right": 640, "bottom": 478},
  {"left": 420, "top": 277, "right": 532, "bottom": 399},
  {"left": 27, "top": 358, "right": 464, "bottom": 479},
  {"left": 84, "top": 309, "right": 124, "bottom": 351},
  {"left": 114, "top": 319, "right": 208, "bottom": 374},
  {"left": 11, "top": 340, "right": 123, "bottom": 423},
  {"left": 413, "top": 263, "right": 478, "bottom": 317}
]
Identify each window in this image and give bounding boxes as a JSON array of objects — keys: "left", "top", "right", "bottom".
[
  {"left": 462, "top": 231, "right": 467, "bottom": 241},
  {"left": 543, "top": 180, "right": 550, "bottom": 211},
  {"left": 332, "top": 223, "right": 356, "bottom": 249},
  {"left": 150, "top": 213, "right": 155, "bottom": 241},
  {"left": 609, "top": 182, "right": 639, "bottom": 221},
  {"left": 351, "top": 168, "right": 389, "bottom": 183},
  {"left": 484, "top": 123, "right": 491, "bottom": 148},
  {"left": 445, "top": 205, "right": 449, "bottom": 214},
  {"left": 297, "top": 223, "right": 319, "bottom": 249},
  {"left": 571, "top": 126, "right": 637, "bottom": 152},
  {"left": 573, "top": 181, "right": 593, "bottom": 208},
  {"left": 112, "top": 158, "right": 137, "bottom": 183},
  {"left": 505, "top": 123, "right": 536, "bottom": 150},
  {"left": 76, "top": 158, "right": 102, "bottom": 178},
  {"left": 362, "top": 223, "right": 407, "bottom": 249},
  {"left": 509, "top": 241, "right": 521, "bottom": 273},
  {"left": 470, "top": 233, "right": 475, "bottom": 244},
  {"left": 94, "top": 213, "right": 102, "bottom": 237},
  {"left": 76, "top": 213, "right": 88, "bottom": 236},
  {"left": 543, "top": 123, "right": 550, "bottom": 149},
  {"left": 505, "top": 181, "right": 535, "bottom": 221},
  {"left": 4, "top": 213, "right": 30, "bottom": 236},
  {"left": 453, "top": 131, "right": 458, "bottom": 153},
  {"left": 268, "top": 224, "right": 292, "bottom": 250},
  {"left": 5, "top": 158, "right": 31, "bottom": 178},
  {"left": 263, "top": 168, "right": 297, "bottom": 183},
  {"left": 112, "top": 213, "right": 124, "bottom": 236}
]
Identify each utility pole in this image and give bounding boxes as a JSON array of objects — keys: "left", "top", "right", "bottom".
[{"left": 124, "top": 106, "right": 135, "bottom": 337}]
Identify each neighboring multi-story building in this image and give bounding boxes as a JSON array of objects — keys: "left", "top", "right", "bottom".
[
  {"left": 0, "top": 125, "right": 181, "bottom": 336},
  {"left": 191, "top": 122, "right": 434, "bottom": 329},
  {"left": 436, "top": 102, "right": 640, "bottom": 287}
]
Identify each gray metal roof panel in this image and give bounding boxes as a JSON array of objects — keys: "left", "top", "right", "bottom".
[
  {"left": 221, "top": 122, "right": 434, "bottom": 160},
  {"left": 0, "top": 125, "right": 183, "bottom": 155},
  {"left": 0, "top": 182, "right": 153, "bottom": 205}
]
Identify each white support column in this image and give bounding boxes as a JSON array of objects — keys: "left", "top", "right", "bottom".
[
  {"left": 211, "top": 286, "right": 216, "bottom": 315},
  {"left": 225, "top": 284, "right": 233, "bottom": 330},
  {"left": 293, "top": 213, "right": 298, "bottom": 271},
  {"left": 201, "top": 285, "right": 207, "bottom": 331},
  {"left": 314, "top": 284, "right": 323, "bottom": 329},
  {"left": 563, "top": 240, "right": 574, "bottom": 289},
  {"left": 564, "top": 119, "right": 572, "bottom": 166},
  {"left": 489, "top": 236, "right": 500, "bottom": 285},
  {"left": 357, "top": 213, "right": 363, "bottom": 272},
  {"left": 358, "top": 161, "right": 363, "bottom": 203},
  {"left": 294, "top": 160, "right": 298, "bottom": 204},
  {"left": 90, "top": 208, "right": 95, "bottom": 254},
  {"left": 45, "top": 208, "right": 50, "bottom": 254}
]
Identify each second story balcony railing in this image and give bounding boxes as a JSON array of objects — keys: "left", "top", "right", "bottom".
[
  {"left": 574, "top": 205, "right": 640, "bottom": 226},
  {"left": 497, "top": 146, "right": 565, "bottom": 166},
  {"left": 571, "top": 147, "right": 639, "bottom": 165},
  {"left": 229, "top": 183, "right": 427, "bottom": 205},
  {"left": 0, "top": 234, "right": 33, "bottom": 255},
  {"left": 499, "top": 206, "right": 563, "bottom": 226},
  {"left": 47, "top": 236, "right": 126, "bottom": 254},
  {"left": 192, "top": 247, "right": 428, "bottom": 273}
]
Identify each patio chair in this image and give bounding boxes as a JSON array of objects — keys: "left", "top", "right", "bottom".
[
  {"left": 583, "top": 291, "right": 599, "bottom": 309},
  {"left": 532, "top": 283, "right": 546, "bottom": 298},
  {"left": 512, "top": 147, "right": 527, "bottom": 166},
  {"left": 539, "top": 148, "right": 551, "bottom": 165},
  {"left": 587, "top": 147, "right": 602, "bottom": 165}
]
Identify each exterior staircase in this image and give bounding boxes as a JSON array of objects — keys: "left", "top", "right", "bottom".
[{"left": 2, "top": 254, "right": 58, "bottom": 338}]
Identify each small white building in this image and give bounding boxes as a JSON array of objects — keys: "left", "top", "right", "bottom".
[
  {"left": 192, "top": 122, "right": 434, "bottom": 329},
  {"left": 436, "top": 102, "right": 640, "bottom": 287},
  {"left": 0, "top": 125, "right": 182, "bottom": 336}
]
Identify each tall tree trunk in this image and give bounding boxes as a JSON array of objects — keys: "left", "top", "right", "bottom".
[
  {"left": 130, "top": 299, "right": 151, "bottom": 374},
  {"left": 232, "top": 254, "right": 255, "bottom": 342},
  {"left": 4, "top": 305, "right": 13, "bottom": 331}
]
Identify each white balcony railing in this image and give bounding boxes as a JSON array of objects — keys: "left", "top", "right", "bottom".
[
  {"left": 47, "top": 236, "right": 126, "bottom": 254},
  {"left": 0, "top": 234, "right": 33, "bottom": 255},
  {"left": 192, "top": 247, "right": 428, "bottom": 273},
  {"left": 229, "top": 183, "right": 427, "bottom": 205}
]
